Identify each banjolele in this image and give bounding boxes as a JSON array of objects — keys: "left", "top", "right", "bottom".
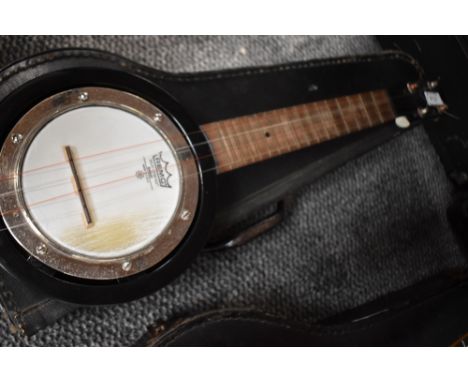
[{"left": 0, "top": 48, "right": 445, "bottom": 335}]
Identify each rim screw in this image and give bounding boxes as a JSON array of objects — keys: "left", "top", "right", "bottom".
[
  {"left": 181, "top": 210, "right": 191, "bottom": 221},
  {"left": 35, "top": 243, "right": 48, "bottom": 256},
  {"left": 122, "top": 261, "right": 132, "bottom": 272},
  {"left": 154, "top": 112, "right": 162, "bottom": 122},
  {"left": 11, "top": 134, "right": 23, "bottom": 144},
  {"left": 78, "top": 92, "right": 89, "bottom": 102}
]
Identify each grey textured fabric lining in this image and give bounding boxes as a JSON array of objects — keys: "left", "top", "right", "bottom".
[
  {"left": 0, "top": 35, "right": 380, "bottom": 72},
  {"left": 0, "top": 36, "right": 465, "bottom": 346}
]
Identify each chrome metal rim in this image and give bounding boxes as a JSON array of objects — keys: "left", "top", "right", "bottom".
[{"left": 0, "top": 87, "right": 200, "bottom": 280}]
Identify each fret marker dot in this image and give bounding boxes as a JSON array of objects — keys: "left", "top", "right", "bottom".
[{"left": 265, "top": 131, "right": 271, "bottom": 138}]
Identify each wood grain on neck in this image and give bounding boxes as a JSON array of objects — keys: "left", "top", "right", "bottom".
[{"left": 201, "top": 89, "right": 395, "bottom": 174}]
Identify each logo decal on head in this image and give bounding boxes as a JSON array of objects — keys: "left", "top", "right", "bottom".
[{"left": 137, "top": 151, "right": 173, "bottom": 190}]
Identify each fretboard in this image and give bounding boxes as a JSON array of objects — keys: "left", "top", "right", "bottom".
[{"left": 201, "top": 89, "right": 395, "bottom": 173}]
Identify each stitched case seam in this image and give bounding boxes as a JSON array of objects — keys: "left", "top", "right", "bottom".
[{"left": 0, "top": 48, "right": 423, "bottom": 88}]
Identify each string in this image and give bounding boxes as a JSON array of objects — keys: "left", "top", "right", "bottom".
[
  {"left": 0, "top": 97, "right": 393, "bottom": 216},
  {"left": 0, "top": 96, "right": 390, "bottom": 185},
  {"left": 0, "top": 96, "right": 396, "bottom": 221},
  {"left": 0, "top": 184, "right": 173, "bottom": 234},
  {"left": 0, "top": 98, "right": 389, "bottom": 209}
]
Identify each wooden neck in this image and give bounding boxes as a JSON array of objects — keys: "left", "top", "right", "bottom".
[{"left": 201, "top": 89, "right": 395, "bottom": 174}]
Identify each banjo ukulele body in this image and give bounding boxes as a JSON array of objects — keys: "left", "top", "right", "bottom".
[{"left": 0, "top": 48, "right": 443, "bottom": 334}]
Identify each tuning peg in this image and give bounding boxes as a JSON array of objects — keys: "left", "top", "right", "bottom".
[
  {"left": 418, "top": 107, "right": 429, "bottom": 117},
  {"left": 427, "top": 80, "right": 439, "bottom": 90},
  {"left": 407, "top": 82, "right": 419, "bottom": 93}
]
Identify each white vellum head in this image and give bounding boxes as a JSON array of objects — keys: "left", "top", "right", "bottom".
[{"left": 22, "top": 106, "right": 182, "bottom": 259}]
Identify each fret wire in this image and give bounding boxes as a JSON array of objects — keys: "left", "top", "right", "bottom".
[
  {"left": 263, "top": 109, "right": 283, "bottom": 156},
  {"left": 291, "top": 105, "right": 309, "bottom": 148},
  {"left": 306, "top": 102, "right": 322, "bottom": 145},
  {"left": 230, "top": 118, "right": 250, "bottom": 168},
  {"left": 348, "top": 96, "right": 360, "bottom": 131},
  {"left": 302, "top": 103, "right": 320, "bottom": 145},
  {"left": 357, "top": 94, "right": 369, "bottom": 129},
  {"left": 225, "top": 119, "right": 243, "bottom": 164},
  {"left": 218, "top": 123, "right": 236, "bottom": 171},
  {"left": 241, "top": 116, "right": 261, "bottom": 162},
  {"left": 325, "top": 101, "right": 344, "bottom": 139},
  {"left": 313, "top": 102, "right": 332, "bottom": 141},
  {"left": 325, "top": 99, "right": 345, "bottom": 136},
  {"left": 276, "top": 109, "right": 295, "bottom": 152},
  {"left": 321, "top": 102, "right": 338, "bottom": 140},
  {"left": 272, "top": 109, "right": 291, "bottom": 154},
  {"left": 295, "top": 104, "right": 313, "bottom": 146},
  {"left": 320, "top": 102, "right": 334, "bottom": 142},
  {"left": 334, "top": 97, "right": 351, "bottom": 134},
  {"left": 312, "top": 102, "right": 328, "bottom": 143},
  {"left": 318, "top": 108, "right": 336, "bottom": 141},
  {"left": 347, "top": 95, "right": 363, "bottom": 131},
  {"left": 348, "top": 95, "right": 362, "bottom": 131},
  {"left": 284, "top": 109, "right": 297, "bottom": 149},
  {"left": 359, "top": 94, "right": 373, "bottom": 128},
  {"left": 258, "top": 112, "right": 274, "bottom": 158},
  {"left": 360, "top": 92, "right": 376, "bottom": 126},
  {"left": 245, "top": 116, "right": 262, "bottom": 162},
  {"left": 305, "top": 103, "right": 326, "bottom": 145},
  {"left": 225, "top": 119, "right": 240, "bottom": 167},
  {"left": 360, "top": 93, "right": 373, "bottom": 126},
  {"left": 242, "top": 117, "right": 258, "bottom": 162},
  {"left": 288, "top": 106, "right": 304, "bottom": 150},
  {"left": 310, "top": 102, "right": 329, "bottom": 142}
]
